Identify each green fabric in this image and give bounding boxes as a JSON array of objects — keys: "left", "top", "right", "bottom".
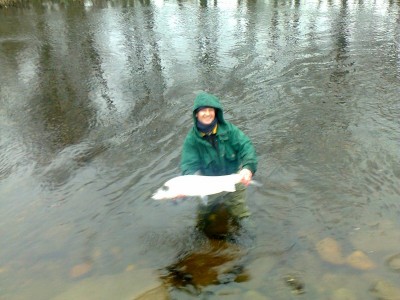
[{"left": 180, "top": 92, "right": 258, "bottom": 176}]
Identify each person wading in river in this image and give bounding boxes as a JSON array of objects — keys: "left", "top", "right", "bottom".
[{"left": 180, "top": 92, "right": 258, "bottom": 238}]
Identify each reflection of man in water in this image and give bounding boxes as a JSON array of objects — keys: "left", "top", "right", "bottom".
[{"left": 180, "top": 92, "right": 258, "bottom": 238}]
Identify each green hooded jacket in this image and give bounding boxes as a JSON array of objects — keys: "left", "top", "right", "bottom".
[{"left": 180, "top": 92, "right": 258, "bottom": 176}]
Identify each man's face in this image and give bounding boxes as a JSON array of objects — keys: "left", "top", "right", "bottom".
[{"left": 196, "top": 107, "right": 216, "bottom": 125}]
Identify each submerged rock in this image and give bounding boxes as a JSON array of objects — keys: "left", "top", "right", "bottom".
[
  {"left": 370, "top": 280, "right": 400, "bottom": 300},
  {"left": 385, "top": 253, "right": 400, "bottom": 272},
  {"left": 69, "top": 262, "right": 92, "bottom": 278},
  {"left": 346, "top": 251, "right": 376, "bottom": 270},
  {"left": 316, "top": 237, "right": 345, "bottom": 265},
  {"left": 316, "top": 237, "right": 376, "bottom": 271}
]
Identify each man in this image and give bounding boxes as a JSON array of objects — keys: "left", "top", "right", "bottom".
[{"left": 180, "top": 92, "right": 258, "bottom": 238}]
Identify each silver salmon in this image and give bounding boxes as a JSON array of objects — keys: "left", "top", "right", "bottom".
[{"left": 152, "top": 174, "right": 259, "bottom": 201}]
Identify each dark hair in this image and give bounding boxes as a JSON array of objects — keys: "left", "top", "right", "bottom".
[{"left": 195, "top": 106, "right": 215, "bottom": 113}]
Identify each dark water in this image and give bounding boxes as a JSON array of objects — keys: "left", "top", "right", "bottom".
[{"left": 1, "top": 0, "right": 399, "bottom": 299}]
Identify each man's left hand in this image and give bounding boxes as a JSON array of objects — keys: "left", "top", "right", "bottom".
[{"left": 239, "top": 169, "right": 252, "bottom": 186}]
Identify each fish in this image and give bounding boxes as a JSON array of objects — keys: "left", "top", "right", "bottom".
[{"left": 151, "top": 174, "right": 260, "bottom": 202}]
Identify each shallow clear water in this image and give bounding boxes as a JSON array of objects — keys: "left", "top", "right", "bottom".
[{"left": 0, "top": 0, "right": 399, "bottom": 299}]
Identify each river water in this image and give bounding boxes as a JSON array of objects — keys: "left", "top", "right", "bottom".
[{"left": 1, "top": 0, "right": 399, "bottom": 299}]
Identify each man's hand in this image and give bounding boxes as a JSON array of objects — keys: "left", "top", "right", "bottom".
[{"left": 239, "top": 169, "right": 253, "bottom": 186}]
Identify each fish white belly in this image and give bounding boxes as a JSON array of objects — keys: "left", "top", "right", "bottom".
[{"left": 152, "top": 174, "right": 242, "bottom": 200}]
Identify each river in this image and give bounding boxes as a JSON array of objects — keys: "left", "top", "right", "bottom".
[{"left": 1, "top": 0, "right": 399, "bottom": 299}]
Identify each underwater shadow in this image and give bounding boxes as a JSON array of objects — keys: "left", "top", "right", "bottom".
[{"left": 160, "top": 203, "right": 253, "bottom": 296}]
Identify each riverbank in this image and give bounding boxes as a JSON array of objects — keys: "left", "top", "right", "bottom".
[
  {"left": 0, "top": 0, "right": 85, "bottom": 8},
  {"left": 0, "top": 0, "right": 16, "bottom": 7},
  {"left": 0, "top": 0, "right": 45, "bottom": 8}
]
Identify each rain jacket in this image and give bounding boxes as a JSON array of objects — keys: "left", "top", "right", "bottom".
[{"left": 180, "top": 92, "right": 258, "bottom": 176}]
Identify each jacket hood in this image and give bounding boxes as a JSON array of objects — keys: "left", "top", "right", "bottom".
[{"left": 192, "top": 92, "right": 225, "bottom": 124}]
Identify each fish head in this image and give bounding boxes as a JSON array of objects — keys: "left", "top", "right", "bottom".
[{"left": 151, "top": 183, "right": 177, "bottom": 200}]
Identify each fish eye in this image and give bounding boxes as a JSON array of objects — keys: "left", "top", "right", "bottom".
[{"left": 161, "top": 185, "right": 169, "bottom": 191}]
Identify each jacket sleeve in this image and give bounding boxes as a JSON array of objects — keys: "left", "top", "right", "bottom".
[
  {"left": 233, "top": 126, "right": 258, "bottom": 175},
  {"left": 180, "top": 135, "right": 201, "bottom": 175}
]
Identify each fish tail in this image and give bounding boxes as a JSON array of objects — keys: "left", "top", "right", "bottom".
[
  {"left": 200, "top": 196, "right": 208, "bottom": 205},
  {"left": 249, "top": 180, "right": 262, "bottom": 187}
]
